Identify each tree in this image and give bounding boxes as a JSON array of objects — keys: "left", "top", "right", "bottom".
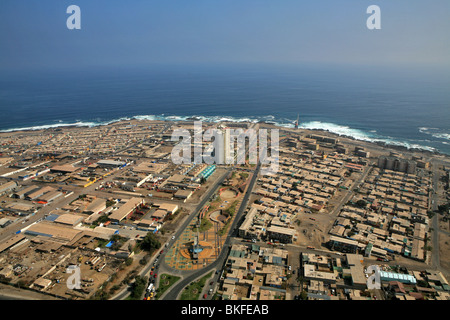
[
  {"left": 438, "top": 203, "right": 450, "bottom": 214},
  {"left": 141, "top": 232, "right": 161, "bottom": 252},
  {"left": 125, "top": 257, "right": 133, "bottom": 266},
  {"left": 130, "top": 275, "right": 148, "bottom": 300},
  {"left": 356, "top": 199, "right": 367, "bottom": 208},
  {"left": 299, "top": 291, "right": 308, "bottom": 300}
]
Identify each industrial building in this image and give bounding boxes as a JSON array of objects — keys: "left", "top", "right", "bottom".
[
  {"left": 0, "top": 181, "right": 18, "bottom": 195},
  {"left": 12, "top": 185, "right": 40, "bottom": 199},
  {"left": 108, "top": 197, "right": 145, "bottom": 222},
  {"left": 96, "top": 159, "right": 126, "bottom": 168}
]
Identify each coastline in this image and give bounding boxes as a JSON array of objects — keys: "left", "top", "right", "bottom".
[{"left": 0, "top": 117, "right": 449, "bottom": 162}]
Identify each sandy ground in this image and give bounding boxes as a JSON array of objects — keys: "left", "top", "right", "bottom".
[
  {"left": 293, "top": 211, "right": 335, "bottom": 248},
  {"left": 439, "top": 234, "right": 450, "bottom": 276},
  {"left": 0, "top": 283, "right": 60, "bottom": 300}
]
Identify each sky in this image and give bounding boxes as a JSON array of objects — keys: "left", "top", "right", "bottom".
[{"left": 0, "top": 0, "right": 449, "bottom": 71}]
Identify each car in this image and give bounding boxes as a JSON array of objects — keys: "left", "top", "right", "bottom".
[
  {"left": 172, "top": 236, "right": 175, "bottom": 240},
  {"left": 154, "top": 274, "right": 157, "bottom": 278},
  {"left": 150, "top": 271, "right": 153, "bottom": 275},
  {"left": 203, "top": 294, "right": 207, "bottom": 299},
  {"left": 210, "top": 281, "right": 214, "bottom": 285},
  {"left": 377, "top": 257, "right": 383, "bottom": 261}
]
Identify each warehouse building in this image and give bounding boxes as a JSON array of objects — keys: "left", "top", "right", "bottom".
[
  {"left": 54, "top": 214, "right": 84, "bottom": 227},
  {"left": 97, "top": 159, "right": 126, "bottom": 168},
  {"left": 37, "top": 190, "right": 63, "bottom": 204},
  {"left": 25, "top": 222, "right": 81, "bottom": 242},
  {"left": 12, "top": 185, "right": 40, "bottom": 199},
  {"left": 50, "top": 164, "right": 79, "bottom": 174},
  {"left": 0, "top": 181, "right": 18, "bottom": 195},
  {"left": 109, "top": 197, "right": 145, "bottom": 222},
  {"left": 83, "top": 198, "right": 107, "bottom": 215}
]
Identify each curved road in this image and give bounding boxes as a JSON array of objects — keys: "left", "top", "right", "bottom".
[
  {"left": 160, "top": 162, "right": 261, "bottom": 300},
  {"left": 112, "top": 165, "right": 236, "bottom": 300}
]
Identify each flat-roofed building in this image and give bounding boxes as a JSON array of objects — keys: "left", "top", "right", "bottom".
[
  {"left": 25, "top": 222, "right": 81, "bottom": 242},
  {"left": 33, "top": 277, "right": 52, "bottom": 290},
  {"left": 266, "top": 225, "right": 296, "bottom": 243},
  {"left": 0, "top": 234, "right": 26, "bottom": 253},
  {"left": 97, "top": 159, "right": 126, "bottom": 168},
  {"left": 174, "top": 189, "right": 193, "bottom": 201},
  {"left": 345, "top": 254, "right": 367, "bottom": 289},
  {"left": 303, "top": 264, "right": 337, "bottom": 284},
  {"left": 137, "top": 219, "right": 155, "bottom": 228},
  {"left": 0, "top": 217, "right": 13, "bottom": 228},
  {"left": 26, "top": 186, "right": 55, "bottom": 201},
  {"left": 154, "top": 202, "right": 179, "bottom": 214},
  {"left": 83, "top": 198, "right": 107, "bottom": 214},
  {"left": 411, "top": 239, "right": 425, "bottom": 261},
  {"left": 38, "top": 191, "right": 63, "bottom": 203},
  {"left": 109, "top": 197, "right": 144, "bottom": 222},
  {"left": 0, "top": 181, "right": 18, "bottom": 195},
  {"left": 167, "top": 174, "right": 185, "bottom": 184},
  {"left": 238, "top": 207, "right": 259, "bottom": 239},
  {"left": 4, "top": 202, "right": 36, "bottom": 213},
  {"left": 328, "top": 235, "right": 358, "bottom": 253},
  {"left": 54, "top": 214, "right": 84, "bottom": 226},
  {"left": 50, "top": 164, "right": 79, "bottom": 174},
  {"left": 12, "top": 185, "right": 40, "bottom": 199},
  {"left": 151, "top": 209, "right": 167, "bottom": 221}
]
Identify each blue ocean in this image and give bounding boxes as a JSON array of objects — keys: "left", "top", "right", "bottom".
[{"left": 0, "top": 63, "right": 449, "bottom": 154}]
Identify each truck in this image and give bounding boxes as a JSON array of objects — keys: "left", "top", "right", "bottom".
[{"left": 147, "top": 283, "right": 154, "bottom": 292}]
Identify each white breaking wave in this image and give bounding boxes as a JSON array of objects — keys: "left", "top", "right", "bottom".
[
  {"left": 300, "top": 121, "right": 375, "bottom": 141},
  {"left": 0, "top": 114, "right": 440, "bottom": 153},
  {"left": 0, "top": 121, "right": 99, "bottom": 132},
  {"left": 432, "top": 133, "right": 450, "bottom": 140},
  {"left": 418, "top": 127, "right": 450, "bottom": 141},
  {"left": 299, "top": 121, "right": 438, "bottom": 153}
]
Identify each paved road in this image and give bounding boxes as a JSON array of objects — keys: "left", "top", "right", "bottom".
[
  {"left": 0, "top": 165, "right": 128, "bottom": 243},
  {"left": 160, "top": 162, "right": 261, "bottom": 300},
  {"left": 112, "top": 166, "right": 235, "bottom": 300}
]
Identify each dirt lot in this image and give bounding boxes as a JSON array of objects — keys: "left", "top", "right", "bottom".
[
  {"left": 439, "top": 234, "right": 450, "bottom": 276},
  {"left": 292, "top": 211, "right": 335, "bottom": 249},
  {"left": 0, "top": 283, "right": 60, "bottom": 300},
  {"left": 439, "top": 218, "right": 450, "bottom": 233}
]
